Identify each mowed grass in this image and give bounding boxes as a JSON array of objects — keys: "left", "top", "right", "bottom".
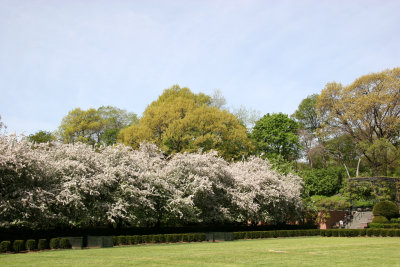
[{"left": 1, "top": 237, "right": 400, "bottom": 266}]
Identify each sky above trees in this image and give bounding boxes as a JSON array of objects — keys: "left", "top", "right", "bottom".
[{"left": 0, "top": 0, "right": 399, "bottom": 134}]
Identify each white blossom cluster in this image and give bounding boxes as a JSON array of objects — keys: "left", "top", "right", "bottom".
[{"left": 0, "top": 135, "right": 303, "bottom": 229}]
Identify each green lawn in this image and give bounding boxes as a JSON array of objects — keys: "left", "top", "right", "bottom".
[{"left": 1, "top": 237, "right": 400, "bottom": 266}]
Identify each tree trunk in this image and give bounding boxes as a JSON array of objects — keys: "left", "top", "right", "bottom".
[
  {"left": 343, "top": 163, "right": 351, "bottom": 179},
  {"left": 356, "top": 157, "right": 361, "bottom": 177}
]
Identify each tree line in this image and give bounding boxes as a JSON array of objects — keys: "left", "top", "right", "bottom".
[{"left": 1, "top": 67, "right": 399, "bottom": 221}]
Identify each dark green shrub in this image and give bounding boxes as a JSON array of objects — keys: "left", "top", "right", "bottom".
[
  {"left": 0, "top": 241, "right": 12, "bottom": 253},
  {"left": 366, "top": 228, "right": 374, "bottom": 236},
  {"left": 372, "top": 228, "right": 382, "bottom": 236},
  {"left": 159, "top": 234, "right": 166, "bottom": 243},
  {"left": 143, "top": 235, "right": 152, "bottom": 243},
  {"left": 272, "top": 231, "right": 278, "bottom": 238},
  {"left": 165, "top": 234, "right": 173, "bottom": 242},
  {"left": 38, "top": 239, "right": 48, "bottom": 250},
  {"left": 117, "top": 236, "right": 127, "bottom": 245},
  {"left": 25, "top": 239, "right": 36, "bottom": 251},
  {"left": 388, "top": 229, "right": 396, "bottom": 237},
  {"left": 152, "top": 235, "right": 161, "bottom": 243},
  {"left": 325, "top": 229, "right": 332, "bottom": 237},
  {"left": 50, "top": 238, "right": 60, "bottom": 249},
  {"left": 390, "top": 218, "right": 400, "bottom": 223},
  {"left": 126, "top": 236, "right": 133, "bottom": 245},
  {"left": 279, "top": 230, "right": 289, "bottom": 237},
  {"left": 373, "top": 201, "right": 399, "bottom": 220},
  {"left": 395, "top": 230, "right": 400, "bottom": 237},
  {"left": 112, "top": 236, "right": 118, "bottom": 246},
  {"left": 59, "top": 238, "right": 72, "bottom": 249},
  {"left": 198, "top": 233, "right": 206, "bottom": 241},
  {"left": 332, "top": 229, "right": 339, "bottom": 237},
  {"left": 372, "top": 215, "right": 389, "bottom": 223},
  {"left": 13, "top": 240, "right": 24, "bottom": 252},
  {"left": 136, "top": 235, "right": 143, "bottom": 244},
  {"left": 297, "top": 230, "right": 305, "bottom": 236},
  {"left": 181, "top": 234, "right": 189, "bottom": 242},
  {"left": 360, "top": 229, "right": 366, "bottom": 236},
  {"left": 131, "top": 235, "right": 139, "bottom": 244}
]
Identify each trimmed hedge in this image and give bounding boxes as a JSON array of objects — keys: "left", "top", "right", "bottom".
[
  {"left": 233, "top": 229, "right": 400, "bottom": 240},
  {"left": 13, "top": 240, "right": 24, "bottom": 252},
  {"left": 50, "top": 238, "right": 60, "bottom": 249},
  {"left": 38, "top": 239, "right": 48, "bottom": 250},
  {"left": 25, "top": 239, "right": 36, "bottom": 251},
  {"left": 112, "top": 233, "right": 206, "bottom": 246},
  {"left": 0, "top": 241, "right": 12, "bottom": 253},
  {"left": 372, "top": 216, "right": 389, "bottom": 223},
  {"left": 59, "top": 238, "right": 72, "bottom": 249},
  {"left": 368, "top": 223, "right": 400, "bottom": 229}
]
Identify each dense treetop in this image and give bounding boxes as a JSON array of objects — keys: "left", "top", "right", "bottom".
[{"left": 118, "top": 85, "right": 253, "bottom": 160}]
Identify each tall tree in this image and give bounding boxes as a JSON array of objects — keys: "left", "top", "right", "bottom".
[
  {"left": 118, "top": 85, "right": 252, "bottom": 160},
  {"left": 251, "top": 113, "right": 301, "bottom": 161},
  {"left": 292, "top": 94, "right": 321, "bottom": 133},
  {"left": 316, "top": 67, "right": 400, "bottom": 176},
  {"left": 58, "top": 106, "right": 138, "bottom": 146},
  {"left": 28, "top": 130, "right": 56, "bottom": 144}
]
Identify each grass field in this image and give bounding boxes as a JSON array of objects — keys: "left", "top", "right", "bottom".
[{"left": 1, "top": 237, "right": 400, "bottom": 266}]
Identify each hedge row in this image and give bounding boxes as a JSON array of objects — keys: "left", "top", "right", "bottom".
[
  {"left": 0, "top": 238, "right": 71, "bottom": 253},
  {"left": 113, "top": 233, "right": 207, "bottom": 246},
  {"left": 233, "top": 229, "right": 400, "bottom": 239},
  {"left": 368, "top": 223, "right": 400, "bottom": 229}
]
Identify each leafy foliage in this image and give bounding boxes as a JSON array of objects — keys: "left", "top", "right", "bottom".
[
  {"left": 119, "top": 85, "right": 252, "bottom": 160},
  {"left": 316, "top": 67, "right": 400, "bottom": 176},
  {"left": 28, "top": 130, "right": 56, "bottom": 144},
  {"left": 310, "top": 195, "right": 351, "bottom": 211},
  {"left": 372, "top": 201, "right": 399, "bottom": 220},
  {"left": 372, "top": 216, "right": 389, "bottom": 223},
  {"left": 299, "top": 167, "right": 347, "bottom": 196},
  {"left": 252, "top": 113, "right": 300, "bottom": 161}
]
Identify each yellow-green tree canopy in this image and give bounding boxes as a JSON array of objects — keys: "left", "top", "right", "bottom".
[
  {"left": 118, "top": 85, "right": 253, "bottom": 160},
  {"left": 58, "top": 106, "right": 138, "bottom": 145},
  {"left": 316, "top": 67, "right": 400, "bottom": 175}
]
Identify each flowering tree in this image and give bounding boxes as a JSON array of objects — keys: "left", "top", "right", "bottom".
[
  {"left": 0, "top": 135, "right": 304, "bottom": 229},
  {"left": 230, "top": 157, "right": 303, "bottom": 224}
]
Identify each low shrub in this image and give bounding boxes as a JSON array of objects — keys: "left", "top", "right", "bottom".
[
  {"left": 373, "top": 201, "right": 399, "bottom": 220},
  {"left": 38, "top": 239, "right": 48, "bottom": 250},
  {"left": 372, "top": 216, "right": 389, "bottom": 223},
  {"left": 25, "top": 239, "right": 36, "bottom": 251},
  {"left": 142, "top": 235, "right": 152, "bottom": 243},
  {"left": 390, "top": 218, "right": 400, "bottom": 223},
  {"left": 372, "top": 228, "right": 382, "bottom": 237},
  {"left": 366, "top": 228, "right": 374, "bottom": 236},
  {"left": 13, "top": 240, "right": 24, "bottom": 252},
  {"left": 368, "top": 223, "right": 400, "bottom": 229},
  {"left": 112, "top": 236, "right": 118, "bottom": 246},
  {"left": 117, "top": 236, "right": 127, "bottom": 245},
  {"left": 50, "top": 238, "right": 60, "bottom": 249},
  {"left": 131, "top": 235, "right": 139, "bottom": 244},
  {"left": 159, "top": 234, "right": 166, "bottom": 243},
  {"left": 0, "top": 241, "right": 12, "bottom": 253},
  {"left": 59, "top": 238, "right": 72, "bottom": 249}
]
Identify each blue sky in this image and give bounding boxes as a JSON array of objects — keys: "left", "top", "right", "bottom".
[{"left": 0, "top": 0, "right": 399, "bottom": 135}]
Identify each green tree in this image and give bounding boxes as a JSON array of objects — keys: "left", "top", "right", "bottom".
[
  {"left": 292, "top": 94, "right": 320, "bottom": 133},
  {"left": 251, "top": 113, "right": 300, "bottom": 160},
  {"left": 118, "top": 85, "right": 253, "bottom": 160},
  {"left": 58, "top": 106, "right": 138, "bottom": 146},
  {"left": 28, "top": 130, "right": 56, "bottom": 144},
  {"left": 316, "top": 67, "right": 400, "bottom": 176}
]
